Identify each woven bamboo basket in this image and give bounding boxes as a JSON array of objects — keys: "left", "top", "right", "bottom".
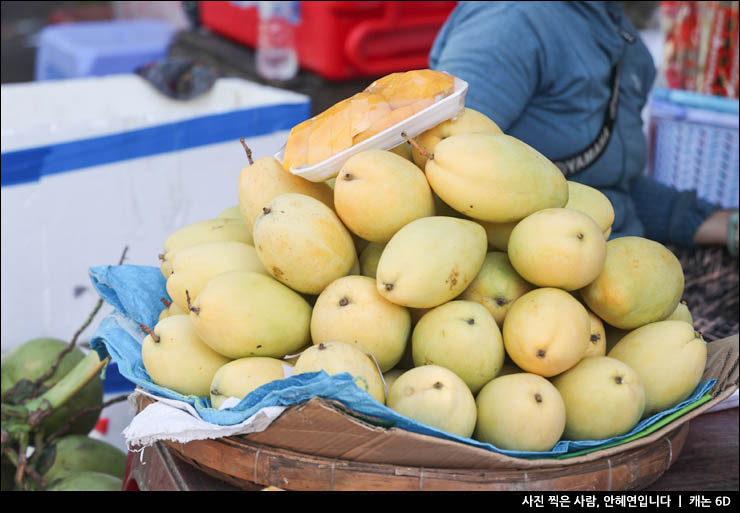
[{"left": 134, "top": 334, "right": 738, "bottom": 491}]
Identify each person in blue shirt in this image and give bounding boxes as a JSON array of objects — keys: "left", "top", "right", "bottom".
[{"left": 429, "top": 1, "right": 737, "bottom": 254}]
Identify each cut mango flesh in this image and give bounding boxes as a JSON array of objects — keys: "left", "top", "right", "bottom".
[
  {"left": 282, "top": 69, "right": 454, "bottom": 172},
  {"left": 365, "top": 69, "right": 455, "bottom": 110}
]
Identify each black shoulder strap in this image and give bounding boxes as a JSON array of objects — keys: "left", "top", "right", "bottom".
[
  {"left": 552, "top": 25, "right": 636, "bottom": 177},
  {"left": 552, "top": 60, "right": 621, "bottom": 177}
]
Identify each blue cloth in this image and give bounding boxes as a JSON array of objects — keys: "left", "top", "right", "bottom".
[
  {"left": 429, "top": 1, "right": 719, "bottom": 245},
  {"left": 88, "top": 264, "right": 715, "bottom": 458}
]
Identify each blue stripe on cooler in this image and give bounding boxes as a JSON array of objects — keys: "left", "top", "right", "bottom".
[{"left": 0, "top": 101, "right": 310, "bottom": 187}]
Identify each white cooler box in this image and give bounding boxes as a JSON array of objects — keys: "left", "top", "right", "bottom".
[{"left": 1, "top": 74, "right": 310, "bottom": 450}]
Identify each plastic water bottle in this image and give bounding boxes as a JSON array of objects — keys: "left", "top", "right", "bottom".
[{"left": 256, "top": 1, "right": 299, "bottom": 81}]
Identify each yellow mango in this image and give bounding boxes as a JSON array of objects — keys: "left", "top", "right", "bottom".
[
  {"left": 411, "top": 108, "right": 503, "bottom": 169},
  {"left": 552, "top": 356, "right": 646, "bottom": 441},
  {"left": 386, "top": 365, "right": 477, "bottom": 438},
  {"left": 565, "top": 181, "right": 615, "bottom": 236},
  {"left": 502, "top": 288, "right": 590, "bottom": 377},
  {"left": 160, "top": 218, "right": 253, "bottom": 278},
  {"left": 165, "top": 241, "right": 267, "bottom": 311},
  {"left": 425, "top": 133, "right": 568, "bottom": 223},
  {"left": 459, "top": 251, "right": 535, "bottom": 327},
  {"left": 310, "top": 275, "right": 411, "bottom": 372},
  {"left": 334, "top": 150, "right": 435, "bottom": 243},
  {"left": 475, "top": 373, "right": 566, "bottom": 452},
  {"left": 359, "top": 242, "right": 385, "bottom": 279},
  {"left": 293, "top": 341, "right": 386, "bottom": 404},
  {"left": 141, "top": 315, "right": 231, "bottom": 397},
  {"left": 376, "top": 216, "right": 488, "bottom": 308},
  {"left": 580, "top": 236, "right": 684, "bottom": 330},
  {"left": 238, "top": 155, "right": 334, "bottom": 231},
  {"left": 608, "top": 320, "right": 706, "bottom": 417},
  {"left": 210, "top": 357, "right": 293, "bottom": 409},
  {"left": 507, "top": 208, "right": 607, "bottom": 291},
  {"left": 476, "top": 220, "right": 518, "bottom": 252},
  {"left": 189, "top": 270, "right": 312, "bottom": 359},
  {"left": 412, "top": 300, "right": 504, "bottom": 394},
  {"left": 253, "top": 193, "right": 357, "bottom": 295}
]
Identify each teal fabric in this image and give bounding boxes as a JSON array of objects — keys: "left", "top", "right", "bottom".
[
  {"left": 429, "top": 1, "right": 719, "bottom": 245},
  {"left": 88, "top": 264, "right": 715, "bottom": 458}
]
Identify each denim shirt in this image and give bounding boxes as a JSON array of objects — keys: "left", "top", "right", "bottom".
[{"left": 429, "top": 1, "right": 717, "bottom": 245}]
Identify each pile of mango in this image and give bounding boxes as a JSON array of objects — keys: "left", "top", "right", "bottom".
[{"left": 148, "top": 70, "right": 706, "bottom": 453}]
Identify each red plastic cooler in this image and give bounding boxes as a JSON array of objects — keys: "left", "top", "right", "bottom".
[{"left": 200, "top": 1, "right": 457, "bottom": 81}]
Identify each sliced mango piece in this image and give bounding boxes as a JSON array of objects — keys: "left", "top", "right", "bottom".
[
  {"left": 329, "top": 99, "right": 353, "bottom": 157},
  {"left": 282, "top": 69, "right": 455, "bottom": 169},
  {"left": 365, "top": 69, "right": 454, "bottom": 109},
  {"left": 307, "top": 110, "right": 334, "bottom": 167},
  {"left": 352, "top": 97, "right": 434, "bottom": 145},
  {"left": 282, "top": 117, "right": 313, "bottom": 171},
  {"left": 349, "top": 92, "right": 392, "bottom": 137}
]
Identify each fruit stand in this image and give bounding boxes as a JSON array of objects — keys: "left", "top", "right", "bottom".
[
  {"left": 2, "top": 11, "right": 738, "bottom": 492},
  {"left": 74, "top": 68, "right": 737, "bottom": 492}
]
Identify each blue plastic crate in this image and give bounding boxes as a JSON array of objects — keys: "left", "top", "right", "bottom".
[
  {"left": 35, "top": 19, "right": 176, "bottom": 81},
  {"left": 647, "top": 88, "right": 739, "bottom": 209}
]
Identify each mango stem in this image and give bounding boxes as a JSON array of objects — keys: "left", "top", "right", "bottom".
[
  {"left": 401, "top": 132, "right": 433, "bottom": 161},
  {"left": 240, "top": 138, "right": 254, "bottom": 165}
]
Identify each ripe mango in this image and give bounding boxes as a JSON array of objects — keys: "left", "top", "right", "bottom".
[
  {"left": 359, "top": 242, "right": 385, "bottom": 279},
  {"left": 503, "top": 288, "right": 590, "bottom": 377},
  {"left": 141, "top": 315, "right": 231, "bottom": 397},
  {"left": 580, "top": 237, "right": 684, "bottom": 330},
  {"left": 552, "top": 356, "right": 646, "bottom": 441},
  {"left": 475, "top": 373, "right": 566, "bottom": 452},
  {"left": 334, "top": 150, "right": 435, "bottom": 243},
  {"left": 189, "top": 271, "right": 312, "bottom": 359},
  {"left": 425, "top": 133, "right": 568, "bottom": 223},
  {"left": 507, "top": 208, "right": 607, "bottom": 291},
  {"left": 564, "top": 181, "right": 615, "bottom": 237},
  {"left": 166, "top": 241, "right": 267, "bottom": 311},
  {"left": 159, "top": 218, "right": 253, "bottom": 278},
  {"left": 253, "top": 193, "right": 357, "bottom": 295},
  {"left": 665, "top": 300, "right": 694, "bottom": 325},
  {"left": 293, "top": 341, "right": 385, "bottom": 404},
  {"left": 608, "top": 320, "right": 707, "bottom": 417},
  {"left": 376, "top": 216, "right": 487, "bottom": 308},
  {"left": 477, "top": 220, "right": 518, "bottom": 252},
  {"left": 584, "top": 310, "right": 607, "bottom": 358},
  {"left": 210, "top": 357, "right": 293, "bottom": 409},
  {"left": 412, "top": 300, "right": 504, "bottom": 394},
  {"left": 158, "top": 299, "right": 187, "bottom": 322},
  {"left": 386, "top": 365, "right": 477, "bottom": 438},
  {"left": 459, "top": 251, "right": 535, "bottom": 327},
  {"left": 310, "top": 275, "right": 410, "bottom": 372},
  {"left": 411, "top": 107, "right": 503, "bottom": 169},
  {"left": 389, "top": 142, "right": 413, "bottom": 161},
  {"left": 238, "top": 156, "right": 334, "bottom": 231}
]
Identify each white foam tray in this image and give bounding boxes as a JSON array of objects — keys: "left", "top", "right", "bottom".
[{"left": 275, "top": 77, "right": 469, "bottom": 182}]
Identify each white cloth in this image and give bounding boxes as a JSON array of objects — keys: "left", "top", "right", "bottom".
[{"left": 123, "top": 389, "right": 287, "bottom": 449}]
